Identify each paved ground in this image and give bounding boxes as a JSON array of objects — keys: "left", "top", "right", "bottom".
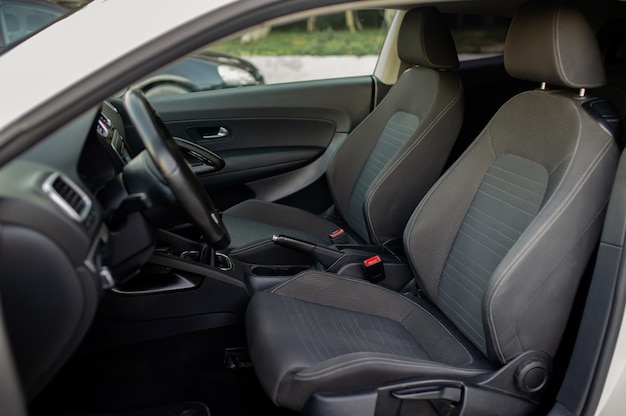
[
  {"left": 246, "top": 55, "right": 379, "bottom": 84},
  {"left": 246, "top": 54, "right": 494, "bottom": 84}
]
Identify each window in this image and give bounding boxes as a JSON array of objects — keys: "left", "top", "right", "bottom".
[
  {"left": 137, "top": 9, "right": 392, "bottom": 97},
  {"left": 0, "top": 2, "right": 63, "bottom": 47},
  {"left": 211, "top": 10, "right": 390, "bottom": 84},
  {"left": 207, "top": 10, "right": 393, "bottom": 84},
  {"left": 444, "top": 13, "right": 510, "bottom": 61}
]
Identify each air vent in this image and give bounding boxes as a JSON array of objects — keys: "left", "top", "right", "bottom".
[{"left": 42, "top": 173, "right": 92, "bottom": 222}]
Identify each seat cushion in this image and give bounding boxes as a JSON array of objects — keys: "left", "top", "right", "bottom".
[
  {"left": 222, "top": 200, "right": 362, "bottom": 261},
  {"left": 246, "top": 272, "right": 493, "bottom": 410}
]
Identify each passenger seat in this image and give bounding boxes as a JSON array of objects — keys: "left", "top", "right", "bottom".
[
  {"left": 245, "top": 2, "right": 619, "bottom": 413},
  {"left": 222, "top": 7, "right": 464, "bottom": 263}
]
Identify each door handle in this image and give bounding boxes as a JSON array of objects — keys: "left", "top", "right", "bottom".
[{"left": 202, "top": 126, "right": 230, "bottom": 140}]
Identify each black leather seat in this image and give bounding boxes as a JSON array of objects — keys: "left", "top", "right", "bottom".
[
  {"left": 222, "top": 7, "right": 463, "bottom": 262},
  {"left": 245, "top": 3, "right": 619, "bottom": 414}
]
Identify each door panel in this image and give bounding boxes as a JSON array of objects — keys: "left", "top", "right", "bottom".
[
  {"left": 148, "top": 76, "right": 375, "bottom": 208},
  {"left": 170, "top": 118, "right": 335, "bottom": 154},
  {"left": 153, "top": 76, "right": 374, "bottom": 134},
  {"left": 199, "top": 146, "right": 326, "bottom": 189}
]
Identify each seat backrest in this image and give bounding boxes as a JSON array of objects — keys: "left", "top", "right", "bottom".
[
  {"left": 326, "top": 7, "right": 463, "bottom": 244},
  {"left": 404, "top": 2, "right": 619, "bottom": 364}
]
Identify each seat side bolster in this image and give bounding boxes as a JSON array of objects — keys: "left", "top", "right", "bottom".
[
  {"left": 365, "top": 72, "right": 463, "bottom": 244},
  {"left": 326, "top": 86, "right": 395, "bottom": 224},
  {"left": 278, "top": 352, "right": 487, "bottom": 410}
]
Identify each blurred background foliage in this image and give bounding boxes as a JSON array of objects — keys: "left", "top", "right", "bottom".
[
  {"left": 212, "top": 10, "right": 508, "bottom": 57},
  {"left": 49, "top": 3, "right": 508, "bottom": 57}
]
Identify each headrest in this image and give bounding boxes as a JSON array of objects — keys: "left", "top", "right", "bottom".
[
  {"left": 504, "top": 2, "right": 606, "bottom": 88},
  {"left": 398, "top": 7, "right": 459, "bottom": 70}
]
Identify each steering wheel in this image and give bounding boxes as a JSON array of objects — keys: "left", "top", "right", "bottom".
[{"left": 123, "top": 89, "right": 230, "bottom": 249}]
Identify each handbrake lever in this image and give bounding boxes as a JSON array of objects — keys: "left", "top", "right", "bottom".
[{"left": 272, "top": 234, "right": 343, "bottom": 268}]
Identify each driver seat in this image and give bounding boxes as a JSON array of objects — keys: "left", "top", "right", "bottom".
[
  {"left": 222, "top": 7, "right": 463, "bottom": 261},
  {"left": 245, "top": 3, "right": 619, "bottom": 414}
]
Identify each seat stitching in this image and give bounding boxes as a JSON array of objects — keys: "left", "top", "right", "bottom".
[
  {"left": 442, "top": 261, "right": 486, "bottom": 297},
  {"left": 294, "top": 354, "right": 487, "bottom": 379},
  {"left": 486, "top": 136, "right": 614, "bottom": 361}
]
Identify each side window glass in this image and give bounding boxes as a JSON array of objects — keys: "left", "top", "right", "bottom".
[
  {"left": 444, "top": 13, "right": 510, "bottom": 61},
  {"left": 215, "top": 10, "right": 390, "bottom": 84},
  {"left": 0, "top": 3, "right": 62, "bottom": 47},
  {"left": 138, "top": 9, "right": 391, "bottom": 97}
]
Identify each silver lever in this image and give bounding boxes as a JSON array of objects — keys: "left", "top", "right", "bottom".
[{"left": 202, "top": 127, "right": 229, "bottom": 140}]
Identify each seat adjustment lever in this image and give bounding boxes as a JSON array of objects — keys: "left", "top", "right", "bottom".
[{"left": 391, "top": 385, "right": 462, "bottom": 402}]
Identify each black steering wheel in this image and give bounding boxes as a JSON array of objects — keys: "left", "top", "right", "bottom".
[{"left": 124, "top": 89, "right": 230, "bottom": 249}]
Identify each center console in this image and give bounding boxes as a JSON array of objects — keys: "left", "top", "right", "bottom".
[
  {"left": 113, "top": 229, "right": 413, "bottom": 295},
  {"left": 245, "top": 235, "right": 412, "bottom": 292},
  {"left": 91, "top": 230, "right": 413, "bottom": 347}
]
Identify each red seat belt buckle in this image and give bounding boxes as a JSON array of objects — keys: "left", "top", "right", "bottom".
[
  {"left": 363, "top": 255, "right": 385, "bottom": 283},
  {"left": 329, "top": 228, "right": 349, "bottom": 244},
  {"left": 364, "top": 255, "right": 382, "bottom": 267}
]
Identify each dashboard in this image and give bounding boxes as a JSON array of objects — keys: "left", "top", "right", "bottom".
[{"left": 0, "top": 100, "right": 151, "bottom": 398}]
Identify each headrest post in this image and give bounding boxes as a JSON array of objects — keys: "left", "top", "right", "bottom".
[
  {"left": 579, "top": 88, "right": 587, "bottom": 98},
  {"left": 540, "top": 82, "right": 547, "bottom": 90}
]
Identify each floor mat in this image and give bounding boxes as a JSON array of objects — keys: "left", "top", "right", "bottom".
[
  {"left": 100, "top": 402, "right": 210, "bottom": 416},
  {"left": 31, "top": 326, "right": 294, "bottom": 416}
]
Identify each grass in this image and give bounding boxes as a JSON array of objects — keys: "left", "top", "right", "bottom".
[
  {"left": 211, "top": 29, "right": 387, "bottom": 56},
  {"left": 210, "top": 27, "right": 507, "bottom": 57}
]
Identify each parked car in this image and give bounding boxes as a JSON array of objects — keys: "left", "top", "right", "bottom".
[
  {"left": 1, "top": 1, "right": 626, "bottom": 416},
  {"left": 134, "top": 50, "right": 264, "bottom": 97},
  {"left": 0, "top": 0, "right": 65, "bottom": 48}
]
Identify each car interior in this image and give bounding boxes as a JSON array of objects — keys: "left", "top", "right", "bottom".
[
  {"left": 221, "top": 6, "right": 464, "bottom": 266},
  {"left": 2, "top": 0, "right": 626, "bottom": 415}
]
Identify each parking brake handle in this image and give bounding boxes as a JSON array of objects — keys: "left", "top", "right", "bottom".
[{"left": 272, "top": 234, "right": 342, "bottom": 268}]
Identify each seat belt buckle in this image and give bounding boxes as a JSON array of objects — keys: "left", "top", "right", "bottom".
[
  {"left": 363, "top": 255, "right": 385, "bottom": 283},
  {"left": 329, "top": 228, "right": 350, "bottom": 244}
]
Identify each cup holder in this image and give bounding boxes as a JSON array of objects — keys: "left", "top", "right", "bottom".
[{"left": 250, "top": 265, "right": 309, "bottom": 276}]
